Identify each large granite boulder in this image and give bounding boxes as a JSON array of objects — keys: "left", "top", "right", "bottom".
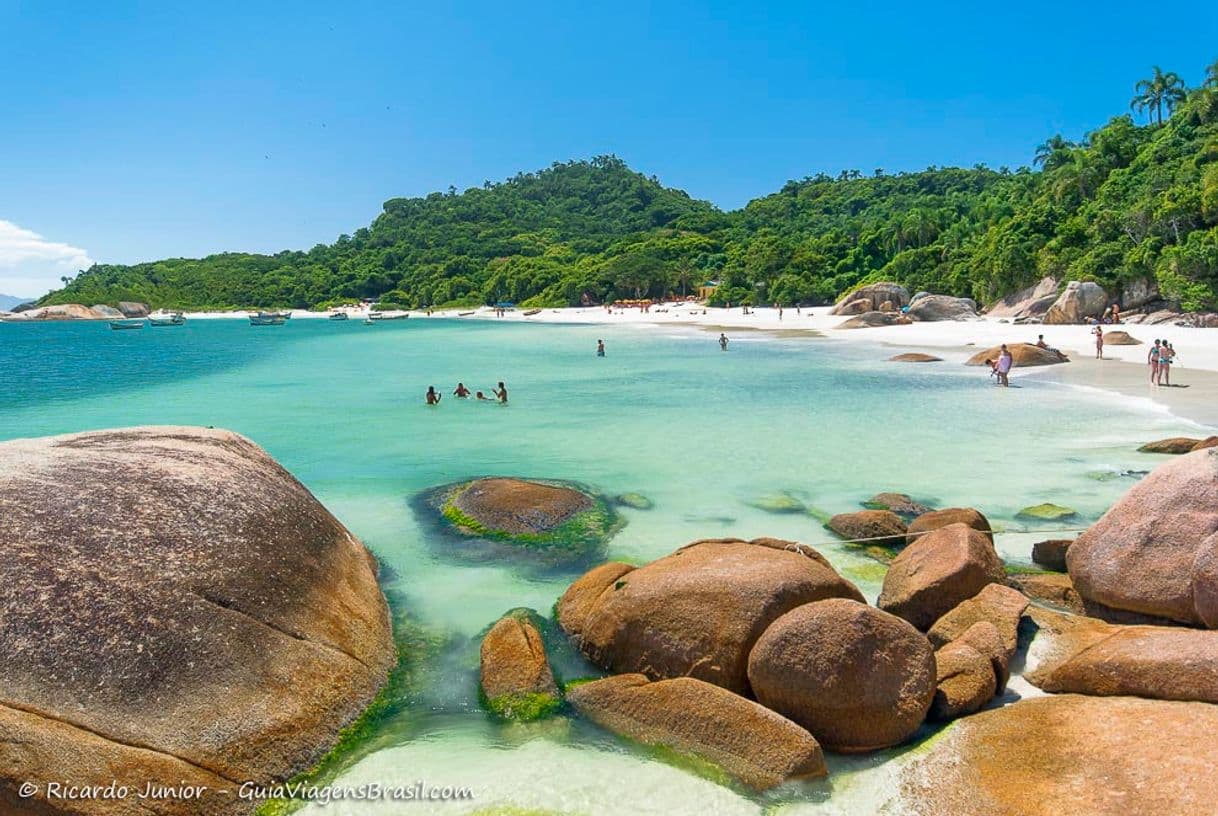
[
  {"left": 557, "top": 539, "right": 864, "bottom": 695},
  {"left": 837, "top": 310, "right": 913, "bottom": 329},
  {"left": 1024, "top": 606, "right": 1218, "bottom": 704},
  {"left": 984, "top": 276, "right": 1058, "bottom": 319},
  {"left": 907, "top": 295, "right": 978, "bottom": 322},
  {"left": 879, "top": 523, "right": 1006, "bottom": 630},
  {"left": 827, "top": 509, "right": 908, "bottom": 547},
  {"left": 480, "top": 609, "right": 560, "bottom": 720},
  {"left": 1137, "top": 436, "right": 1218, "bottom": 454},
  {"left": 929, "top": 623, "right": 1001, "bottom": 721},
  {"left": 888, "top": 352, "right": 943, "bottom": 363},
  {"left": 965, "top": 343, "right": 1069, "bottom": 367},
  {"left": 1120, "top": 276, "right": 1160, "bottom": 309},
  {"left": 831, "top": 282, "right": 910, "bottom": 316},
  {"left": 417, "top": 477, "right": 620, "bottom": 567},
  {"left": 899, "top": 694, "right": 1218, "bottom": 815},
  {"left": 747, "top": 599, "right": 935, "bottom": 752},
  {"left": 22, "top": 303, "right": 104, "bottom": 320},
  {"left": 1032, "top": 539, "right": 1072, "bottom": 572},
  {"left": 927, "top": 583, "right": 1029, "bottom": 659},
  {"left": 1102, "top": 330, "right": 1142, "bottom": 345},
  {"left": 863, "top": 492, "right": 933, "bottom": 519},
  {"left": 1067, "top": 448, "right": 1218, "bottom": 626},
  {"left": 1043, "top": 280, "right": 1108, "bottom": 324},
  {"left": 91, "top": 304, "right": 124, "bottom": 318},
  {"left": 117, "top": 300, "right": 151, "bottom": 317},
  {"left": 0, "top": 427, "right": 396, "bottom": 814},
  {"left": 567, "top": 674, "right": 826, "bottom": 790},
  {"left": 906, "top": 507, "right": 992, "bottom": 546}
]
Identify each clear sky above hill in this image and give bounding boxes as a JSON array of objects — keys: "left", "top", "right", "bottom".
[{"left": 2, "top": 0, "right": 1216, "bottom": 295}]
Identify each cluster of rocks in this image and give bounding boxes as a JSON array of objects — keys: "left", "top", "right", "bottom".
[
  {"left": 831, "top": 283, "right": 979, "bottom": 329},
  {"left": 0, "top": 301, "right": 150, "bottom": 320}
]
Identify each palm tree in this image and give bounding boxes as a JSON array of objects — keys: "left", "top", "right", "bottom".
[
  {"left": 1131, "top": 66, "right": 1188, "bottom": 126},
  {"left": 1034, "top": 134, "right": 1075, "bottom": 169}
]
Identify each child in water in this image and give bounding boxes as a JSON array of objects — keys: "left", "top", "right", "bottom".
[{"left": 425, "top": 386, "right": 442, "bottom": 405}]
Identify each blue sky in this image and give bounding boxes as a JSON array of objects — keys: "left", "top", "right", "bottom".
[{"left": 2, "top": 1, "right": 1216, "bottom": 296}]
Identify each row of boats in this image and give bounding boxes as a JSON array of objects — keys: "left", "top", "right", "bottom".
[{"left": 109, "top": 313, "right": 186, "bottom": 330}]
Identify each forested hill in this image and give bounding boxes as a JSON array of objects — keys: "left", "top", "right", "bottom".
[{"left": 42, "top": 59, "right": 1218, "bottom": 312}]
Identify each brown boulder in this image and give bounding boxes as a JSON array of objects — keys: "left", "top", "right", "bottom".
[
  {"left": 899, "top": 694, "right": 1218, "bottom": 816},
  {"left": 964, "top": 343, "right": 1069, "bottom": 367},
  {"left": 0, "top": 427, "right": 395, "bottom": 814},
  {"left": 557, "top": 539, "right": 864, "bottom": 694},
  {"left": 452, "top": 477, "right": 594, "bottom": 535},
  {"left": 837, "top": 310, "right": 912, "bottom": 329},
  {"left": 117, "top": 300, "right": 150, "bottom": 317},
  {"left": 927, "top": 583, "right": 1029, "bottom": 659},
  {"left": 930, "top": 628, "right": 998, "bottom": 721},
  {"left": 906, "top": 506, "right": 992, "bottom": 546},
  {"left": 835, "top": 297, "right": 872, "bottom": 315},
  {"left": 888, "top": 352, "right": 943, "bottom": 362},
  {"left": 827, "top": 509, "right": 908, "bottom": 547},
  {"left": 984, "top": 276, "right": 1058, "bottom": 318},
  {"left": 567, "top": 674, "right": 826, "bottom": 789},
  {"left": 1137, "top": 436, "right": 1216, "bottom": 454},
  {"left": 831, "top": 282, "right": 909, "bottom": 315},
  {"left": 1043, "top": 280, "right": 1108, "bottom": 325},
  {"left": 1031, "top": 539, "right": 1071, "bottom": 572},
  {"left": 863, "top": 492, "right": 933, "bottom": 518},
  {"left": 1102, "top": 330, "right": 1142, "bottom": 345},
  {"left": 1025, "top": 606, "right": 1218, "bottom": 704},
  {"left": 22, "top": 303, "right": 105, "bottom": 320},
  {"left": 747, "top": 598, "right": 935, "bottom": 752},
  {"left": 480, "top": 609, "right": 560, "bottom": 719},
  {"left": 879, "top": 523, "right": 1006, "bottom": 630},
  {"left": 1067, "top": 448, "right": 1218, "bottom": 626},
  {"left": 1007, "top": 571, "right": 1085, "bottom": 614}
]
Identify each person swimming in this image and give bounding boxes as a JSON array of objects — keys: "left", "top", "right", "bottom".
[
  {"left": 453, "top": 382, "right": 470, "bottom": 398},
  {"left": 597, "top": 339, "right": 605, "bottom": 357},
  {"left": 475, "top": 390, "right": 491, "bottom": 400},
  {"left": 493, "top": 381, "right": 508, "bottom": 403},
  {"left": 425, "top": 386, "right": 442, "bottom": 405}
]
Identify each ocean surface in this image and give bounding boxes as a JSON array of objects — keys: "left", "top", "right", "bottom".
[{"left": 0, "top": 317, "right": 1203, "bottom": 814}]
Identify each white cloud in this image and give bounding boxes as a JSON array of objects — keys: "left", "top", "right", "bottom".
[{"left": 0, "top": 219, "right": 95, "bottom": 297}]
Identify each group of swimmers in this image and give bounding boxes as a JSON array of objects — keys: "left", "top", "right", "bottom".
[
  {"left": 426, "top": 382, "right": 508, "bottom": 405},
  {"left": 1148, "top": 340, "right": 1178, "bottom": 385}
]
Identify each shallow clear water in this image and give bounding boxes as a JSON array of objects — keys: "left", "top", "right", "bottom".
[{"left": 0, "top": 317, "right": 1203, "bottom": 814}]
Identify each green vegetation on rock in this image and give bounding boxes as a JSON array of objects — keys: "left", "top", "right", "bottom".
[
  {"left": 41, "top": 60, "right": 1218, "bottom": 313},
  {"left": 1016, "top": 503, "right": 1078, "bottom": 521},
  {"left": 483, "top": 691, "right": 563, "bottom": 722}
]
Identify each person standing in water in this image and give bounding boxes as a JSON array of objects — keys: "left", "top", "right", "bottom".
[
  {"left": 719, "top": 333, "right": 729, "bottom": 351},
  {"left": 1148, "top": 340, "right": 1161, "bottom": 384},
  {"left": 597, "top": 339, "right": 605, "bottom": 357},
  {"left": 493, "top": 381, "right": 508, "bottom": 403},
  {"left": 1092, "top": 325, "right": 1104, "bottom": 359},
  {"left": 453, "top": 382, "right": 471, "bottom": 398},
  {"left": 426, "top": 386, "right": 442, "bottom": 405},
  {"left": 995, "top": 345, "right": 1013, "bottom": 387}
]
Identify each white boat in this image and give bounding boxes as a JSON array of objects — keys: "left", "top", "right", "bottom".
[
  {"left": 109, "top": 319, "right": 144, "bottom": 330},
  {"left": 148, "top": 312, "right": 185, "bottom": 326},
  {"left": 249, "top": 312, "right": 286, "bottom": 326}
]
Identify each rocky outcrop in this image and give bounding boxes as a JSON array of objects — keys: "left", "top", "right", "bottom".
[
  {"left": 927, "top": 583, "right": 1028, "bottom": 659},
  {"left": 0, "top": 427, "right": 396, "bottom": 814},
  {"left": 984, "top": 276, "right": 1058, "bottom": 319},
  {"left": 566, "top": 674, "right": 826, "bottom": 790},
  {"left": 1032, "top": 539, "right": 1072, "bottom": 572},
  {"left": 878, "top": 523, "right": 1006, "bottom": 630},
  {"left": 964, "top": 343, "right": 1069, "bottom": 367},
  {"left": 863, "top": 492, "right": 933, "bottom": 519},
  {"left": 1025, "top": 606, "right": 1218, "bottom": 704},
  {"left": 1138, "top": 436, "right": 1218, "bottom": 454},
  {"left": 747, "top": 599, "right": 935, "bottom": 752},
  {"left": 899, "top": 694, "right": 1218, "bottom": 816},
  {"left": 830, "top": 282, "right": 910, "bottom": 316},
  {"left": 827, "top": 509, "right": 908, "bottom": 547},
  {"left": 418, "top": 477, "right": 620, "bottom": 567},
  {"left": 557, "top": 539, "right": 864, "bottom": 694},
  {"left": 480, "top": 609, "right": 560, "bottom": 720},
  {"left": 1067, "top": 447, "right": 1218, "bottom": 627},
  {"left": 20, "top": 303, "right": 104, "bottom": 320},
  {"left": 117, "top": 301, "right": 151, "bottom": 317},
  {"left": 906, "top": 507, "right": 992, "bottom": 546},
  {"left": 91, "top": 304, "right": 125, "bottom": 318},
  {"left": 1043, "top": 280, "right": 1108, "bottom": 324},
  {"left": 836, "top": 311, "right": 913, "bottom": 329},
  {"left": 1120, "top": 277, "right": 1160, "bottom": 310},
  {"left": 1102, "top": 330, "right": 1142, "bottom": 345},
  {"left": 888, "top": 352, "right": 942, "bottom": 362},
  {"left": 907, "top": 295, "right": 978, "bottom": 322}
]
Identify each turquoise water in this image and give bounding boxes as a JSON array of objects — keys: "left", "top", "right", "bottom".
[{"left": 0, "top": 317, "right": 1203, "bottom": 814}]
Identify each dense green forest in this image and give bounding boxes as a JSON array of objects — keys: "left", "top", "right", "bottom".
[{"left": 43, "top": 60, "right": 1218, "bottom": 312}]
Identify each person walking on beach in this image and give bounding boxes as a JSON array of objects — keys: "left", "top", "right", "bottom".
[
  {"left": 1160, "top": 342, "right": 1175, "bottom": 386},
  {"left": 453, "top": 382, "right": 471, "bottom": 398},
  {"left": 426, "top": 386, "right": 442, "bottom": 405},
  {"left": 493, "top": 381, "right": 508, "bottom": 403},
  {"left": 995, "top": 344, "right": 1013, "bottom": 387},
  {"left": 597, "top": 339, "right": 605, "bottom": 357},
  {"left": 719, "top": 333, "right": 729, "bottom": 352},
  {"left": 1092, "top": 325, "right": 1104, "bottom": 359},
  {"left": 1149, "top": 340, "right": 1162, "bottom": 384}
]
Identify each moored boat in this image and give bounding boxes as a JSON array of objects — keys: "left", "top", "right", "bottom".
[
  {"left": 148, "top": 312, "right": 185, "bottom": 326},
  {"left": 109, "top": 319, "right": 144, "bottom": 330},
  {"left": 328, "top": 312, "right": 349, "bottom": 321},
  {"left": 249, "top": 312, "right": 287, "bottom": 326}
]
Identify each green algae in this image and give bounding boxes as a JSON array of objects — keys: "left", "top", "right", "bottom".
[
  {"left": 842, "top": 561, "right": 890, "bottom": 583},
  {"left": 1016, "top": 503, "right": 1077, "bottom": 521},
  {"left": 484, "top": 690, "right": 562, "bottom": 721}
]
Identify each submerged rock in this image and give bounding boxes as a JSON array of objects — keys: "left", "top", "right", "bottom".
[
  {"left": 480, "top": 609, "right": 561, "bottom": 721},
  {"left": 1068, "top": 448, "right": 1218, "bottom": 627},
  {"left": 567, "top": 674, "right": 826, "bottom": 790},
  {"left": 1016, "top": 502, "right": 1077, "bottom": 521},
  {"left": 888, "top": 352, "right": 943, "bottom": 362},
  {"left": 862, "top": 492, "right": 934, "bottom": 519},
  {"left": 0, "top": 427, "right": 395, "bottom": 813},
  {"left": 826, "top": 509, "right": 908, "bottom": 548},
  {"left": 747, "top": 491, "right": 807, "bottom": 514},
  {"left": 879, "top": 523, "right": 1006, "bottom": 630},
  {"left": 900, "top": 694, "right": 1218, "bottom": 815},
  {"left": 557, "top": 539, "right": 863, "bottom": 695},
  {"left": 747, "top": 599, "right": 935, "bottom": 752},
  {"left": 614, "top": 492, "right": 654, "bottom": 510},
  {"left": 417, "top": 477, "right": 621, "bottom": 568}
]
